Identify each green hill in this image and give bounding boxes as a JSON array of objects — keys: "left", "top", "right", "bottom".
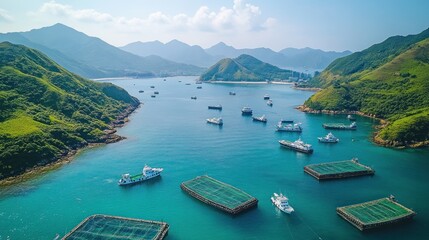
[
  {"left": 199, "top": 54, "right": 305, "bottom": 81},
  {"left": 0, "top": 42, "right": 140, "bottom": 179},
  {"left": 304, "top": 32, "right": 429, "bottom": 146}
]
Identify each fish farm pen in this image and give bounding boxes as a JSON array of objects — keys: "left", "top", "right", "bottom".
[
  {"left": 62, "top": 214, "right": 169, "bottom": 240},
  {"left": 337, "top": 197, "right": 416, "bottom": 231},
  {"left": 304, "top": 159, "right": 374, "bottom": 180},
  {"left": 180, "top": 175, "right": 258, "bottom": 215}
]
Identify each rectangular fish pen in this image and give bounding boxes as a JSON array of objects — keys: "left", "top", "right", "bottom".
[
  {"left": 62, "top": 214, "right": 169, "bottom": 240},
  {"left": 337, "top": 197, "right": 416, "bottom": 231},
  {"left": 304, "top": 159, "right": 374, "bottom": 180},
  {"left": 181, "top": 175, "right": 258, "bottom": 215}
]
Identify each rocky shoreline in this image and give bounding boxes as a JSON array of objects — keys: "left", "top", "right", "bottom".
[
  {"left": 0, "top": 101, "right": 141, "bottom": 186},
  {"left": 296, "top": 105, "right": 428, "bottom": 148}
]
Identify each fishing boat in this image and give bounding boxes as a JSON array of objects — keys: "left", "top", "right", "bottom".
[
  {"left": 138, "top": 90, "right": 144, "bottom": 93},
  {"left": 263, "top": 94, "right": 270, "bottom": 100},
  {"left": 318, "top": 132, "right": 339, "bottom": 143},
  {"left": 323, "top": 122, "right": 357, "bottom": 130},
  {"left": 208, "top": 105, "right": 222, "bottom": 110},
  {"left": 150, "top": 86, "right": 155, "bottom": 88},
  {"left": 276, "top": 122, "right": 302, "bottom": 132},
  {"left": 279, "top": 138, "right": 313, "bottom": 153},
  {"left": 252, "top": 115, "right": 267, "bottom": 123},
  {"left": 154, "top": 91, "right": 159, "bottom": 94},
  {"left": 118, "top": 165, "right": 163, "bottom": 186},
  {"left": 241, "top": 107, "right": 253, "bottom": 115},
  {"left": 197, "top": 86, "right": 202, "bottom": 89},
  {"left": 267, "top": 99, "right": 273, "bottom": 106},
  {"left": 151, "top": 95, "right": 156, "bottom": 98},
  {"left": 185, "top": 83, "right": 191, "bottom": 85},
  {"left": 229, "top": 91, "right": 236, "bottom": 95},
  {"left": 207, "top": 117, "right": 223, "bottom": 125},
  {"left": 191, "top": 96, "right": 197, "bottom": 100},
  {"left": 271, "top": 193, "right": 294, "bottom": 214}
]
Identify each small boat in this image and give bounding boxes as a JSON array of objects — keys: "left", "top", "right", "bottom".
[
  {"left": 263, "top": 94, "right": 270, "bottom": 100},
  {"left": 252, "top": 115, "right": 267, "bottom": 123},
  {"left": 279, "top": 138, "right": 313, "bottom": 153},
  {"left": 267, "top": 99, "right": 273, "bottom": 106},
  {"left": 151, "top": 95, "right": 156, "bottom": 98},
  {"left": 150, "top": 86, "right": 155, "bottom": 88},
  {"left": 229, "top": 91, "right": 236, "bottom": 95},
  {"left": 318, "top": 132, "right": 339, "bottom": 143},
  {"left": 276, "top": 122, "right": 302, "bottom": 132},
  {"left": 208, "top": 105, "right": 222, "bottom": 110},
  {"left": 197, "top": 86, "right": 202, "bottom": 89},
  {"left": 196, "top": 80, "right": 203, "bottom": 84},
  {"left": 138, "top": 90, "right": 144, "bottom": 93},
  {"left": 241, "top": 107, "right": 253, "bottom": 115},
  {"left": 323, "top": 122, "right": 357, "bottom": 130},
  {"left": 207, "top": 117, "right": 223, "bottom": 125},
  {"left": 191, "top": 96, "right": 197, "bottom": 100},
  {"left": 163, "top": 79, "right": 166, "bottom": 81},
  {"left": 154, "top": 91, "right": 159, "bottom": 94},
  {"left": 347, "top": 114, "right": 356, "bottom": 121},
  {"left": 271, "top": 193, "right": 294, "bottom": 214},
  {"left": 280, "top": 119, "right": 294, "bottom": 124},
  {"left": 179, "top": 80, "right": 182, "bottom": 82},
  {"left": 118, "top": 165, "right": 163, "bottom": 186},
  {"left": 185, "top": 83, "right": 191, "bottom": 85}
]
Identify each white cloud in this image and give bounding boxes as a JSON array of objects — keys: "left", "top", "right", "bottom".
[
  {"left": 0, "top": 8, "right": 13, "bottom": 22},
  {"left": 36, "top": 0, "right": 274, "bottom": 32}
]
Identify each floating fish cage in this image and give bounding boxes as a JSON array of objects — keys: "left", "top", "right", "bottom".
[
  {"left": 62, "top": 214, "right": 169, "bottom": 240},
  {"left": 180, "top": 175, "right": 258, "bottom": 215},
  {"left": 304, "top": 159, "right": 374, "bottom": 180},
  {"left": 337, "top": 197, "right": 416, "bottom": 231}
]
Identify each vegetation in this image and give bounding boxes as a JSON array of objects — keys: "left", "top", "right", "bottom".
[
  {"left": 0, "top": 42, "right": 140, "bottom": 179},
  {"left": 199, "top": 54, "right": 309, "bottom": 81},
  {"left": 304, "top": 29, "right": 429, "bottom": 146}
]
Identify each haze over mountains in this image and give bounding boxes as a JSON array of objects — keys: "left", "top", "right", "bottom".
[{"left": 122, "top": 40, "right": 352, "bottom": 70}]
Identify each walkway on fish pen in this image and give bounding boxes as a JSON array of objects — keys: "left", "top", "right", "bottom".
[
  {"left": 181, "top": 175, "right": 258, "bottom": 215},
  {"left": 62, "top": 214, "right": 169, "bottom": 240},
  {"left": 304, "top": 159, "right": 374, "bottom": 180},
  {"left": 337, "top": 197, "right": 416, "bottom": 231}
]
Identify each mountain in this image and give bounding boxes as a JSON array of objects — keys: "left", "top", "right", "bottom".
[
  {"left": 279, "top": 48, "right": 352, "bottom": 70},
  {"left": 121, "top": 39, "right": 217, "bottom": 67},
  {"left": 199, "top": 54, "right": 306, "bottom": 81},
  {"left": 205, "top": 42, "right": 241, "bottom": 58},
  {"left": 0, "top": 24, "right": 204, "bottom": 78},
  {"left": 0, "top": 42, "right": 140, "bottom": 179},
  {"left": 303, "top": 28, "right": 429, "bottom": 146}
]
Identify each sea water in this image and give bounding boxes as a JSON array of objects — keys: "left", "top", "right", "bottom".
[{"left": 0, "top": 76, "right": 428, "bottom": 240}]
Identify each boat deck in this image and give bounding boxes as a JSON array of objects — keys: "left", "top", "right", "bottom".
[
  {"left": 62, "top": 214, "right": 169, "bottom": 240},
  {"left": 304, "top": 160, "right": 374, "bottom": 180},
  {"left": 337, "top": 198, "right": 415, "bottom": 231},
  {"left": 181, "top": 175, "right": 258, "bottom": 215}
]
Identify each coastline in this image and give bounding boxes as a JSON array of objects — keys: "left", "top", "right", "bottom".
[
  {"left": 0, "top": 102, "right": 141, "bottom": 186},
  {"left": 295, "top": 105, "right": 428, "bottom": 148}
]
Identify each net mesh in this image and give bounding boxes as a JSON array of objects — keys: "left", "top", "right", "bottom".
[
  {"left": 307, "top": 160, "right": 370, "bottom": 175},
  {"left": 340, "top": 198, "right": 414, "bottom": 224},
  {"left": 182, "top": 176, "right": 254, "bottom": 209},
  {"left": 65, "top": 215, "right": 165, "bottom": 240}
]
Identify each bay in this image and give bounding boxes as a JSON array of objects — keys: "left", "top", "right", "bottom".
[{"left": 0, "top": 76, "right": 428, "bottom": 240}]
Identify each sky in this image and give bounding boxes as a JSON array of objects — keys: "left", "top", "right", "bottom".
[{"left": 1, "top": 0, "right": 429, "bottom": 52}]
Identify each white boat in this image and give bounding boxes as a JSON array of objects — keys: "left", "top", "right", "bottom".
[
  {"left": 318, "top": 132, "right": 339, "bottom": 143},
  {"left": 276, "top": 122, "right": 302, "bottom": 132},
  {"left": 118, "top": 165, "right": 163, "bottom": 186},
  {"left": 267, "top": 99, "right": 273, "bottom": 106},
  {"left": 271, "top": 193, "right": 294, "bottom": 214},
  {"left": 252, "top": 115, "right": 267, "bottom": 123},
  {"left": 279, "top": 138, "right": 313, "bottom": 153},
  {"left": 241, "top": 107, "right": 253, "bottom": 115},
  {"left": 207, "top": 117, "right": 223, "bottom": 125},
  {"left": 264, "top": 94, "right": 270, "bottom": 100}
]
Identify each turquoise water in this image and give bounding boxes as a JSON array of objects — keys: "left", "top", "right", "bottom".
[{"left": 1, "top": 76, "right": 428, "bottom": 239}]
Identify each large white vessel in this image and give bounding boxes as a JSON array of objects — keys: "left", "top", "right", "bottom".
[
  {"left": 318, "top": 132, "right": 339, "bottom": 143},
  {"left": 118, "top": 165, "right": 163, "bottom": 186},
  {"left": 276, "top": 122, "right": 302, "bottom": 132},
  {"left": 207, "top": 117, "right": 223, "bottom": 125},
  {"left": 279, "top": 138, "right": 313, "bottom": 153},
  {"left": 271, "top": 193, "right": 294, "bottom": 214}
]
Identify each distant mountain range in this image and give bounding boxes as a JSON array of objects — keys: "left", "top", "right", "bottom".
[
  {"left": 0, "top": 24, "right": 204, "bottom": 78},
  {"left": 200, "top": 54, "right": 307, "bottom": 82},
  {"left": 122, "top": 40, "right": 351, "bottom": 70},
  {"left": 304, "top": 27, "right": 429, "bottom": 146}
]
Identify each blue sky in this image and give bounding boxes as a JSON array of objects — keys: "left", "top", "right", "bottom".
[{"left": 1, "top": 0, "right": 428, "bottom": 52}]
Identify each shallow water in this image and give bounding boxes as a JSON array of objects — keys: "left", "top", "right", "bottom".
[{"left": 0, "top": 76, "right": 428, "bottom": 239}]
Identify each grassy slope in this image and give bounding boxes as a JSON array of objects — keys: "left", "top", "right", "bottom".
[
  {"left": 0, "top": 42, "right": 140, "bottom": 179},
  {"left": 305, "top": 38, "right": 429, "bottom": 145},
  {"left": 200, "top": 54, "right": 297, "bottom": 81}
]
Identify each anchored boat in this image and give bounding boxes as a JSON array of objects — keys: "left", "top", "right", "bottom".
[
  {"left": 207, "top": 117, "right": 223, "bottom": 125},
  {"left": 347, "top": 114, "right": 356, "bottom": 121},
  {"left": 263, "top": 94, "right": 270, "bottom": 100},
  {"left": 267, "top": 99, "right": 273, "bottom": 106},
  {"left": 271, "top": 193, "right": 294, "bottom": 214},
  {"left": 208, "top": 105, "right": 222, "bottom": 110},
  {"left": 318, "top": 132, "right": 339, "bottom": 143},
  {"left": 118, "top": 165, "right": 163, "bottom": 186},
  {"left": 323, "top": 122, "right": 357, "bottom": 130},
  {"left": 252, "top": 115, "right": 267, "bottom": 123},
  {"left": 276, "top": 122, "right": 302, "bottom": 132},
  {"left": 279, "top": 138, "right": 313, "bottom": 153},
  {"left": 241, "top": 107, "right": 253, "bottom": 115}
]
